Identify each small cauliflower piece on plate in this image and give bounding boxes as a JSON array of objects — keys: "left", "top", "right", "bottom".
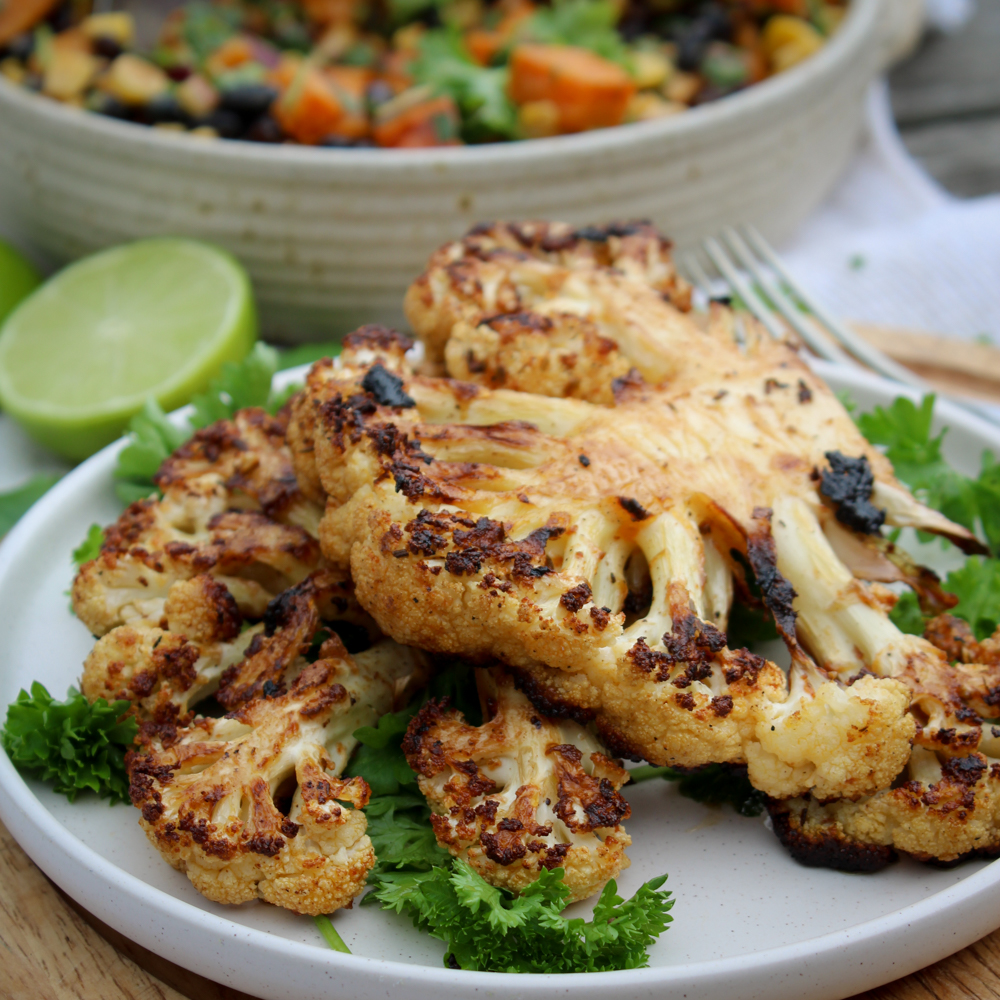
[
  {"left": 127, "top": 634, "right": 415, "bottom": 914},
  {"left": 403, "top": 666, "right": 631, "bottom": 902}
]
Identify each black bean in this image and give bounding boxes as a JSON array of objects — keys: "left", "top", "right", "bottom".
[
  {"left": 142, "top": 92, "right": 188, "bottom": 125},
  {"left": 365, "top": 79, "right": 394, "bottom": 111},
  {"left": 244, "top": 114, "right": 284, "bottom": 142},
  {"left": 199, "top": 108, "right": 244, "bottom": 138},
  {"left": 91, "top": 35, "right": 123, "bottom": 60},
  {"left": 166, "top": 64, "right": 192, "bottom": 82},
  {"left": 92, "top": 94, "right": 131, "bottom": 119},
  {"left": 3, "top": 32, "right": 34, "bottom": 62},
  {"left": 219, "top": 83, "right": 278, "bottom": 120},
  {"left": 45, "top": 1, "right": 74, "bottom": 32}
]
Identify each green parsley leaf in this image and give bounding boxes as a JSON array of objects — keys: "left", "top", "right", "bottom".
[
  {"left": 369, "top": 859, "right": 673, "bottom": 972},
  {"left": 349, "top": 706, "right": 421, "bottom": 797},
  {"left": 974, "top": 451, "right": 1000, "bottom": 555},
  {"left": 0, "top": 473, "right": 60, "bottom": 536},
  {"left": 1, "top": 682, "right": 137, "bottom": 803},
  {"left": 411, "top": 30, "right": 518, "bottom": 142},
  {"left": 72, "top": 523, "right": 105, "bottom": 569}
]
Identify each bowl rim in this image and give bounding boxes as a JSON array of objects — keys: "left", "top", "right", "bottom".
[{"left": 0, "top": 0, "right": 882, "bottom": 172}]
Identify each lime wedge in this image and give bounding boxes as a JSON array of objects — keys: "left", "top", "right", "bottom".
[
  {"left": 0, "top": 239, "right": 257, "bottom": 460},
  {"left": 0, "top": 239, "right": 42, "bottom": 327}
]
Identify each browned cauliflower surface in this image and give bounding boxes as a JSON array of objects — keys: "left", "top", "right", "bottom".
[
  {"left": 73, "top": 408, "right": 326, "bottom": 637},
  {"left": 127, "top": 633, "right": 419, "bottom": 914},
  {"left": 403, "top": 667, "right": 631, "bottom": 901}
]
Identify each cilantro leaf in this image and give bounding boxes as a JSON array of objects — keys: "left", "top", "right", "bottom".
[
  {"left": 369, "top": 859, "right": 673, "bottom": 972},
  {"left": 0, "top": 473, "right": 60, "bottom": 536},
  {"left": 348, "top": 705, "right": 421, "bottom": 797},
  {"left": 113, "top": 398, "right": 187, "bottom": 504},
  {"left": 411, "top": 30, "right": 518, "bottom": 142},
  {"left": 522, "top": 0, "right": 631, "bottom": 66},
  {"left": 889, "top": 589, "right": 925, "bottom": 635},
  {"left": 943, "top": 557, "right": 1000, "bottom": 641},
  {"left": 72, "top": 523, "right": 104, "bottom": 569},
  {"left": 1, "top": 683, "right": 137, "bottom": 803},
  {"left": 974, "top": 451, "right": 1000, "bottom": 555},
  {"left": 189, "top": 342, "right": 279, "bottom": 429}
]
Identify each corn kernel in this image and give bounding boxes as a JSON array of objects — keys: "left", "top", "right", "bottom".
[
  {"left": 625, "top": 92, "right": 685, "bottom": 122},
  {"left": 1, "top": 57, "right": 26, "bottom": 85},
  {"left": 190, "top": 125, "right": 220, "bottom": 139},
  {"left": 176, "top": 73, "right": 220, "bottom": 118},
  {"left": 81, "top": 12, "right": 135, "bottom": 47},
  {"left": 153, "top": 121, "right": 186, "bottom": 132},
  {"left": 664, "top": 70, "right": 700, "bottom": 105},
  {"left": 631, "top": 49, "right": 671, "bottom": 90},
  {"left": 43, "top": 48, "right": 100, "bottom": 101},
  {"left": 518, "top": 99, "right": 560, "bottom": 139},
  {"left": 101, "top": 54, "right": 169, "bottom": 105},
  {"left": 762, "top": 15, "right": 823, "bottom": 71}
]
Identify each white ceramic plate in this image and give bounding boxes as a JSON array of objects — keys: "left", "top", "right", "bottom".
[{"left": 1, "top": 362, "right": 999, "bottom": 1000}]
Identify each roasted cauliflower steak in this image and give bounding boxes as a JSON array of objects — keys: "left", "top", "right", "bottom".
[
  {"left": 403, "top": 666, "right": 631, "bottom": 901},
  {"left": 286, "top": 221, "right": 1000, "bottom": 838},
  {"left": 73, "top": 408, "right": 326, "bottom": 637}
]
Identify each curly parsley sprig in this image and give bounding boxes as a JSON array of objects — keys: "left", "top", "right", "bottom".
[{"left": 1, "top": 683, "right": 137, "bottom": 803}]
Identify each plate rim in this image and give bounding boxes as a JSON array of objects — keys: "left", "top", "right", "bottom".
[{"left": 2, "top": 361, "right": 999, "bottom": 999}]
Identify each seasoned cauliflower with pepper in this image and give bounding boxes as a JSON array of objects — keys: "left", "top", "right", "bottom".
[
  {"left": 403, "top": 667, "right": 631, "bottom": 901},
  {"left": 73, "top": 408, "right": 326, "bottom": 637},
  {"left": 127, "top": 632, "right": 419, "bottom": 914}
]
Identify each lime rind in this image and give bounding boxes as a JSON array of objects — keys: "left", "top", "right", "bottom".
[{"left": 0, "top": 239, "right": 257, "bottom": 460}]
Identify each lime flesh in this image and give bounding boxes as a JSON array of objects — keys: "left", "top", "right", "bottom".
[
  {"left": 0, "top": 239, "right": 256, "bottom": 459},
  {"left": 0, "top": 239, "right": 42, "bottom": 327}
]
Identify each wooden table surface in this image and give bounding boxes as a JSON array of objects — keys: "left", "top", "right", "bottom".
[{"left": 0, "top": 807, "right": 998, "bottom": 1000}]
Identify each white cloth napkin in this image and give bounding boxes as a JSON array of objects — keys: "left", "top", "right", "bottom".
[{"left": 781, "top": 81, "right": 1000, "bottom": 346}]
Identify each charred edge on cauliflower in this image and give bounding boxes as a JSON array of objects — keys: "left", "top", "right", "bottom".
[
  {"left": 746, "top": 507, "right": 800, "bottom": 649},
  {"left": 766, "top": 799, "right": 898, "bottom": 873}
]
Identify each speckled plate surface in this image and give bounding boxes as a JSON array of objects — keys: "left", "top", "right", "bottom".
[{"left": 1, "top": 363, "right": 999, "bottom": 1000}]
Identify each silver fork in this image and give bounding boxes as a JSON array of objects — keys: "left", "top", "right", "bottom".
[{"left": 679, "top": 224, "right": 997, "bottom": 424}]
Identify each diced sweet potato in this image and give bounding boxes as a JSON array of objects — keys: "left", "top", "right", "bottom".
[
  {"left": 508, "top": 44, "right": 635, "bottom": 134},
  {"left": 373, "top": 94, "right": 460, "bottom": 148},
  {"left": 273, "top": 66, "right": 345, "bottom": 144},
  {"left": 205, "top": 35, "right": 255, "bottom": 77},
  {"left": 0, "top": 0, "right": 59, "bottom": 46},
  {"left": 323, "top": 65, "right": 372, "bottom": 139}
]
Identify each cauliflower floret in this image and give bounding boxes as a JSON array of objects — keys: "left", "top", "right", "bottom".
[
  {"left": 73, "top": 408, "right": 326, "bottom": 637},
  {"left": 403, "top": 667, "right": 631, "bottom": 901},
  {"left": 126, "top": 635, "right": 416, "bottom": 914},
  {"left": 82, "top": 569, "right": 396, "bottom": 725},
  {"left": 81, "top": 575, "right": 260, "bottom": 721}
]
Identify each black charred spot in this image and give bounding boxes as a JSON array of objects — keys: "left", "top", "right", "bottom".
[
  {"left": 611, "top": 368, "right": 644, "bottom": 402},
  {"left": 475, "top": 798, "right": 499, "bottom": 824},
  {"left": 723, "top": 648, "right": 765, "bottom": 685},
  {"left": 361, "top": 363, "right": 415, "bottom": 408},
  {"left": 262, "top": 679, "right": 282, "bottom": 698},
  {"left": 539, "top": 842, "right": 571, "bottom": 870},
  {"left": 798, "top": 379, "right": 813, "bottom": 403},
  {"left": 820, "top": 452, "right": 886, "bottom": 535},
  {"left": 578, "top": 454, "right": 591, "bottom": 467},
  {"left": 618, "top": 496, "right": 651, "bottom": 521},
  {"left": 941, "top": 754, "right": 987, "bottom": 785},
  {"left": 589, "top": 605, "right": 612, "bottom": 630},
  {"left": 246, "top": 833, "right": 285, "bottom": 857},
  {"left": 560, "top": 581, "right": 593, "bottom": 613},
  {"left": 280, "top": 818, "right": 300, "bottom": 838},
  {"left": 675, "top": 691, "right": 696, "bottom": 710},
  {"left": 710, "top": 695, "right": 734, "bottom": 717}
]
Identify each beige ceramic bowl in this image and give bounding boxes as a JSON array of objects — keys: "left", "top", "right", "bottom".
[{"left": 0, "top": 0, "right": 919, "bottom": 341}]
